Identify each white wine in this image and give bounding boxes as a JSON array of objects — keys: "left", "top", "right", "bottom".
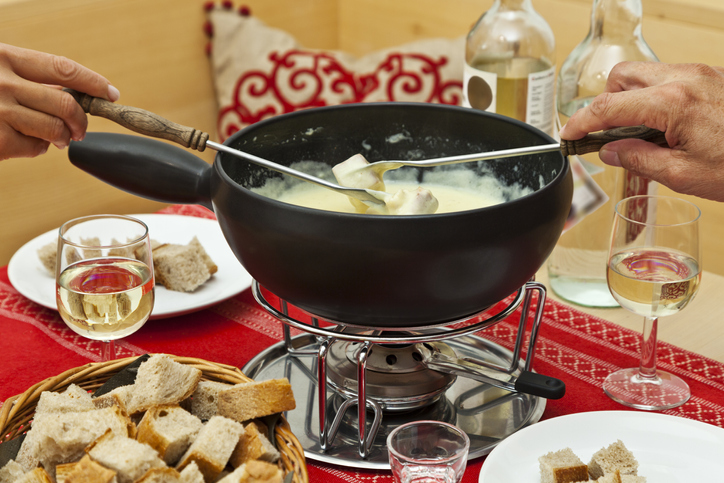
[
  {"left": 57, "top": 258, "right": 154, "bottom": 340},
  {"left": 607, "top": 248, "right": 701, "bottom": 317}
]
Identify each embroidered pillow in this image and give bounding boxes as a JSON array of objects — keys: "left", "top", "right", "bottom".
[{"left": 205, "top": 4, "right": 464, "bottom": 141}]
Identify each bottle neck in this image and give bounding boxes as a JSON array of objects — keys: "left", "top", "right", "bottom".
[
  {"left": 591, "top": 0, "right": 644, "bottom": 40},
  {"left": 496, "top": 0, "right": 534, "bottom": 11}
]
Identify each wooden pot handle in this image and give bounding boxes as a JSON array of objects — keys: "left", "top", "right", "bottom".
[
  {"left": 561, "top": 125, "right": 668, "bottom": 157},
  {"left": 65, "top": 89, "right": 209, "bottom": 151}
]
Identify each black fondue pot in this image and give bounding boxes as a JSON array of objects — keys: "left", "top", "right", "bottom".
[{"left": 69, "top": 103, "right": 573, "bottom": 327}]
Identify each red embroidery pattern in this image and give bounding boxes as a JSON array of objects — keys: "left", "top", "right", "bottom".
[{"left": 217, "top": 49, "right": 463, "bottom": 141}]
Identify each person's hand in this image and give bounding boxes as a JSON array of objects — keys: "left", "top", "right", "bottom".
[
  {"left": 559, "top": 62, "right": 724, "bottom": 202},
  {"left": 0, "top": 43, "right": 119, "bottom": 161}
]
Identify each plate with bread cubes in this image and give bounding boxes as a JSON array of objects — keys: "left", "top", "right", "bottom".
[
  {"left": 8, "top": 214, "right": 253, "bottom": 319},
  {"left": 0, "top": 354, "right": 306, "bottom": 483},
  {"left": 478, "top": 410, "right": 724, "bottom": 482}
]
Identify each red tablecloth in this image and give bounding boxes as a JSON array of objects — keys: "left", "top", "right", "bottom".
[{"left": 2, "top": 205, "right": 723, "bottom": 482}]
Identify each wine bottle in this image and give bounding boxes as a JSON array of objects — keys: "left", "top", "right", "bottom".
[{"left": 462, "top": 0, "right": 556, "bottom": 136}]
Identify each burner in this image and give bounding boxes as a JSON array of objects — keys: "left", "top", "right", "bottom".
[
  {"left": 326, "top": 390, "right": 457, "bottom": 449},
  {"left": 244, "top": 280, "right": 551, "bottom": 469},
  {"left": 326, "top": 340, "right": 457, "bottom": 411}
]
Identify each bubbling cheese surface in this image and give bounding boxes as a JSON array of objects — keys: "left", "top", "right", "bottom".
[
  {"left": 276, "top": 181, "right": 503, "bottom": 214},
  {"left": 250, "top": 160, "right": 535, "bottom": 215}
]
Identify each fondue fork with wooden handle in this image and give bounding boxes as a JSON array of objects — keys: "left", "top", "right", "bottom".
[
  {"left": 64, "top": 90, "right": 390, "bottom": 208},
  {"left": 348, "top": 125, "right": 668, "bottom": 178}
]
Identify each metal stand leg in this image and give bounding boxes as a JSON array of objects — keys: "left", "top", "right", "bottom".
[{"left": 317, "top": 338, "right": 330, "bottom": 451}]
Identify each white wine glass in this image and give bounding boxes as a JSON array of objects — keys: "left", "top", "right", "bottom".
[
  {"left": 56, "top": 215, "right": 155, "bottom": 361},
  {"left": 604, "top": 195, "right": 701, "bottom": 410}
]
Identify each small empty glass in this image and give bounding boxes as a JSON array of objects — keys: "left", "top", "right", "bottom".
[{"left": 387, "top": 421, "right": 470, "bottom": 483}]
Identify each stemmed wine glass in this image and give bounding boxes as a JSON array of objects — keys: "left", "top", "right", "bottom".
[
  {"left": 56, "top": 215, "right": 155, "bottom": 361},
  {"left": 604, "top": 195, "right": 701, "bottom": 410}
]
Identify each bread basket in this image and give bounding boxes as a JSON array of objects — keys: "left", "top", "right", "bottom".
[{"left": 0, "top": 355, "right": 309, "bottom": 483}]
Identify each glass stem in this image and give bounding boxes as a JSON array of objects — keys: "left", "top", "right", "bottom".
[
  {"left": 638, "top": 316, "right": 658, "bottom": 379},
  {"left": 102, "top": 340, "right": 116, "bottom": 362}
]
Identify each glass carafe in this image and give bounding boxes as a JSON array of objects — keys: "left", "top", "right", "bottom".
[{"left": 547, "top": 0, "right": 659, "bottom": 307}]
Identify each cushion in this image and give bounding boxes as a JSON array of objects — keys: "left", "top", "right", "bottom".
[{"left": 205, "top": 4, "right": 464, "bottom": 141}]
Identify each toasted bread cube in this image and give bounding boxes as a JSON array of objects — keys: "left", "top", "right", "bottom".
[
  {"left": 189, "top": 381, "right": 231, "bottom": 421},
  {"left": 178, "top": 462, "right": 204, "bottom": 483},
  {"left": 85, "top": 431, "right": 165, "bottom": 483},
  {"left": 176, "top": 416, "right": 244, "bottom": 482},
  {"left": 0, "top": 460, "right": 26, "bottom": 483},
  {"left": 217, "top": 379, "right": 295, "bottom": 423},
  {"left": 15, "top": 468, "right": 52, "bottom": 483},
  {"left": 127, "top": 355, "right": 202, "bottom": 415},
  {"left": 216, "top": 461, "right": 282, "bottom": 483},
  {"left": 135, "top": 467, "right": 182, "bottom": 483},
  {"left": 56, "top": 455, "right": 117, "bottom": 483},
  {"left": 137, "top": 405, "right": 203, "bottom": 465},
  {"left": 588, "top": 440, "right": 639, "bottom": 479},
  {"left": 229, "top": 422, "right": 280, "bottom": 468},
  {"left": 539, "top": 448, "right": 588, "bottom": 483}
]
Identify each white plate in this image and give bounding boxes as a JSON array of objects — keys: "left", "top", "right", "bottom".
[
  {"left": 8, "top": 214, "right": 253, "bottom": 319},
  {"left": 478, "top": 410, "right": 724, "bottom": 482}
]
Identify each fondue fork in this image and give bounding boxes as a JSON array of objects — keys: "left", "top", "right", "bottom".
[
  {"left": 209, "top": 142, "right": 388, "bottom": 207},
  {"left": 350, "top": 125, "right": 668, "bottom": 178},
  {"left": 64, "top": 90, "right": 389, "bottom": 208}
]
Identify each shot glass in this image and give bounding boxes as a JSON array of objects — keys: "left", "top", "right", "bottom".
[{"left": 387, "top": 420, "right": 470, "bottom": 483}]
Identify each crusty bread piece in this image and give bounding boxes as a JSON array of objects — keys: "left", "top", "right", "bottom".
[
  {"left": 588, "top": 440, "right": 638, "bottom": 479},
  {"left": 56, "top": 454, "right": 117, "bottom": 483},
  {"left": 175, "top": 416, "right": 245, "bottom": 482},
  {"left": 188, "top": 237, "right": 217, "bottom": 275},
  {"left": 108, "top": 238, "right": 137, "bottom": 259},
  {"left": 126, "top": 354, "right": 202, "bottom": 415},
  {"left": 178, "top": 462, "right": 204, "bottom": 483},
  {"left": 93, "top": 385, "right": 133, "bottom": 415},
  {"left": 137, "top": 405, "right": 203, "bottom": 465},
  {"left": 37, "top": 241, "right": 57, "bottom": 275},
  {"left": 229, "top": 422, "right": 280, "bottom": 468},
  {"left": 80, "top": 237, "right": 102, "bottom": 259},
  {"left": 539, "top": 448, "right": 588, "bottom": 483},
  {"left": 217, "top": 379, "right": 296, "bottom": 423},
  {"left": 598, "top": 470, "right": 622, "bottom": 483},
  {"left": 14, "top": 467, "right": 52, "bottom": 483},
  {"left": 16, "top": 405, "right": 133, "bottom": 474},
  {"left": 0, "top": 460, "right": 26, "bottom": 483},
  {"left": 35, "top": 384, "right": 95, "bottom": 416},
  {"left": 85, "top": 430, "right": 165, "bottom": 483},
  {"left": 153, "top": 243, "right": 211, "bottom": 293},
  {"left": 216, "top": 460, "right": 282, "bottom": 483},
  {"left": 620, "top": 476, "right": 646, "bottom": 482},
  {"left": 135, "top": 467, "right": 182, "bottom": 483},
  {"left": 189, "top": 380, "right": 232, "bottom": 421}
]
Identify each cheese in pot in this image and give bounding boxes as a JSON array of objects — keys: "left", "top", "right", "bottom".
[
  {"left": 251, "top": 161, "right": 536, "bottom": 215},
  {"left": 276, "top": 181, "right": 502, "bottom": 214}
]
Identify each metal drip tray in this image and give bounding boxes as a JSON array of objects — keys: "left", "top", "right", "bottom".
[{"left": 243, "top": 332, "right": 545, "bottom": 469}]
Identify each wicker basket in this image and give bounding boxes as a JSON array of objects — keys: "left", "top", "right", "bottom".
[{"left": 0, "top": 355, "right": 308, "bottom": 483}]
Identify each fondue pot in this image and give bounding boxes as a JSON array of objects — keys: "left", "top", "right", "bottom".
[{"left": 68, "top": 102, "right": 573, "bottom": 327}]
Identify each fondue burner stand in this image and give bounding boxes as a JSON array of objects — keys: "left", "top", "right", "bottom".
[{"left": 242, "top": 281, "right": 550, "bottom": 470}]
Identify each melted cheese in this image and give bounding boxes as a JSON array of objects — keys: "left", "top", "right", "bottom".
[{"left": 276, "top": 181, "right": 503, "bottom": 214}]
